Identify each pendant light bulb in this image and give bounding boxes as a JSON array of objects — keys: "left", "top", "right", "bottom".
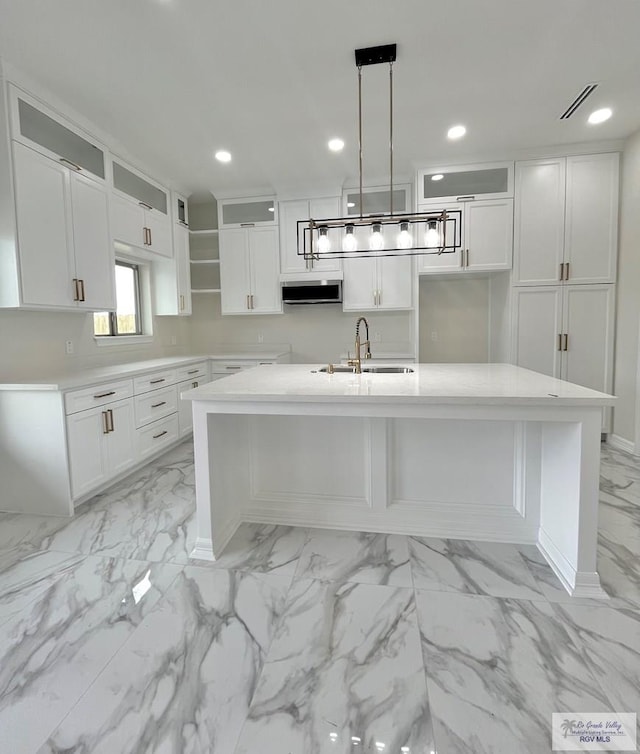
[
  {"left": 317, "top": 226, "right": 331, "bottom": 253},
  {"left": 397, "top": 222, "right": 412, "bottom": 249},
  {"left": 370, "top": 223, "right": 384, "bottom": 251},
  {"left": 425, "top": 220, "right": 441, "bottom": 249},
  {"left": 342, "top": 224, "right": 358, "bottom": 252}
]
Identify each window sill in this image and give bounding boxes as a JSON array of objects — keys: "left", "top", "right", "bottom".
[{"left": 94, "top": 335, "right": 154, "bottom": 347}]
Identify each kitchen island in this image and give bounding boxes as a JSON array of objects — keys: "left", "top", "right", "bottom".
[{"left": 182, "top": 363, "right": 615, "bottom": 598}]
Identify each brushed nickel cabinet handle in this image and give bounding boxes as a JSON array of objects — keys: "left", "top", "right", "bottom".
[
  {"left": 240, "top": 223, "right": 255, "bottom": 227},
  {"left": 178, "top": 220, "right": 189, "bottom": 228},
  {"left": 148, "top": 227, "right": 152, "bottom": 246},
  {"left": 192, "top": 381, "right": 199, "bottom": 388},
  {"left": 60, "top": 157, "right": 81, "bottom": 172},
  {"left": 94, "top": 390, "right": 116, "bottom": 399},
  {"left": 251, "top": 294, "right": 255, "bottom": 309},
  {"left": 456, "top": 195, "right": 475, "bottom": 201},
  {"left": 466, "top": 249, "right": 470, "bottom": 267},
  {"left": 187, "top": 369, "right": 199, "bottom": 375},
  {"left": 559, "top": 263, "right": 564, "bottom": 281},
  {"left": 102, "top": 411, "right": 109, "bottom": 434},
  {"left": 558, "top": 334, "right": 562, "bottom": 351},
  {"left": 226, "top": 365, "right": 242, "bottom": 370},
  {"left": 179, "top": 294, "right": 184, "bottom": 311},
  {"left": 565, "top": 262, "right": 570, "bottom": 281},
  {"left": 149, "top": 378, "right": 165, "bottom": 384},
  {"left": 378, "top": 289, "right": 382, "bottom": 306},
  {"left": 138, "top": 201, "right": 153, "bottom": 211},
  {"left": 72, "top": 278, "right": 79, "bottom": 301},
  {"left": 107, "top": 409, "right": 114, "bottom": 432},
  {"left": 563, "top": 334, "right": 569, "bottom": 352},
  {"left": 151, "top": 401, "right": 167, "bottom": 408},
  {"left": 78, "top": 279, "right": 85, "bottom": 302},
  {"left": 153, "top": 430, "right": 168, "bottom": 439},
  {"left": 460, "top": 251, "right": 464, "bottom": 268}
]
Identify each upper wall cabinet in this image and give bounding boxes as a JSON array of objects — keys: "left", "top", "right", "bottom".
[
  {"left": 513, "top": 153, "right": 619, "bottom": 286},
  {"left": 417, "top": 162, "right": 513, "bottom": 204},
  {"left": 279, "top": 196, "right": 342, "bottom": 279},
  {"left": 111, "top": 159, "right": 172, "bottom": 258},
  {"left": 153, "top": 192, "right": 192, "bottom": 316},
  {"left": 417, "top": 198, "right": 514, "bottom": 274},
  {"left": 218, "top": 197, "right": 277, "bottom": 228},
  {"left": 9, "top": 85, "right": 106, "bottom": 181},
  {"left": 342, "top": 184, "right": 412, "bottom": 216}
]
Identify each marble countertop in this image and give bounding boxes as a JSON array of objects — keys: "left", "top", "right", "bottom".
[
  {"left": 0, "top": 351, "right": 290, "bottom": 391},
  {"left": 182, "top": 363, "right": 616, "bottom": 407}
]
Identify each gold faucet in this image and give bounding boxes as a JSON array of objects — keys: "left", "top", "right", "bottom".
[{"left": 347, "top": 316, "right": 372, "bottom": 373}]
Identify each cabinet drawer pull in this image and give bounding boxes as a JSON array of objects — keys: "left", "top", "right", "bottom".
[
  {"left": 151, "top": 401, "right": 167, "bottom": 408},
  {"left": 72, "top": 278, "right": 80, "bottom": 301},
  {"left": 60, "top": 157, "right": 81, "bottom": 172},
  {"left": 153, "top": 430, "right": 168, "bottom": 439},
  {"left": 149, "top": 378, "right": 165, "bottom": 384},
  {"left": 138, "top": 201, "right": 153, "bottom": 211},
  {"left": 78, "top": 279, "right": 85, "bottom": 302},
  {"left": 102, "top": 411, "right": 110, "bottom": 435},
  {"left": 226, "top": 365, "right": 242, "bottom": 370},
  {"left": 94, "top": 390, "right": 116, "bottom": 399},
  {"left": 563, "top": 334, "right": 569, "bottom": 352},
  {"left": 187, "top": 369, "right": 199, "bottom": 375},
  {"left": 240, "top": 223, "right": 255, "bottom": 227},
  {"left": 456, "top": 195, "right": 475, "bottom": 201}
]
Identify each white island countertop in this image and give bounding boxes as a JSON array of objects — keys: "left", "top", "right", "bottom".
[{"left": 182, "top": 363, "right": 615, "bottom": 407}]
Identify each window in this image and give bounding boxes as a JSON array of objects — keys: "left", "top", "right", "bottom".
[{"left": 94, "top": 262, "right": 142, "bottom": 336}]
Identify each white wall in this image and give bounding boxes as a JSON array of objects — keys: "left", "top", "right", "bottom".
[
  {"left": 418, "top": 277, "right": 490, "bottom": 362},
  {"left": 188, "top": 295, "right": 413, "bottom": 364},
  {"left": 612, "top": 127, "right": 640, "bottom": 449},
  {"left": 0, "top": 309, "right": 192, "bottom": 378}
]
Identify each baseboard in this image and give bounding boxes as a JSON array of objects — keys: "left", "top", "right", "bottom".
[
  {"left": 537, "top": 528, "right": 608, "bottom": 599},
  {"left": 607, "top": 434, "right": 637, "bottom": 456}
]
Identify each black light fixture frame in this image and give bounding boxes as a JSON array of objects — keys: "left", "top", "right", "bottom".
[{"left": 299, "top": 43, "right": 462, "bottom": 260}]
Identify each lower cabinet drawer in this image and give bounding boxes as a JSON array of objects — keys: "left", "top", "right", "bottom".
[
  {"left": 136, "top": 414, "right": 179, "bottom": 460},
  {"left": 176, "top": 362, "right": 208, "bottom": 382},
  {"left": 134, "top": 385, "right": 178, "bottom": 428},
  {"left": 133, "top": 369, "right": 178, "bottom": 395},
  {"left": 65, "top": 379, "right": 133, "bottom": 415}
]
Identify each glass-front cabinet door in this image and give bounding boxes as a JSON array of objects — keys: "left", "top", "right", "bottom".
[
  {"left": 417, "top": 162, "right": 513, "bottom": 204},
  {"left": 219, "top": 197, "right": 277, "bottom": 227},
  {"left": 10, "top": 86, "right": 106, "bottom": 180},
  {"left": 342, "top": 184, "right": 412, "bottom": 216},
  {"left": 112, "top": 161, "right": 168, "bottom": 215}
]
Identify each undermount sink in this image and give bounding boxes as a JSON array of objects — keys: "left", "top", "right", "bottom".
[{"left": 315, "top": 366, "right": 414, "bottom": 374}]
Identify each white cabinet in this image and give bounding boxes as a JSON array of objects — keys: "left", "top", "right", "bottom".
[
  {"left": 417, "top": 162, "right": 513, "bottom": 203},
  {"left": 513, "top": 154, "right": 619, "bottom": 285},
  {"left": 511, "top": 285, "right": 614, "bottom": 429},
  {"left": 418, "top": 199, "right": 513, "bottom": 274},
  {"left": 13, "top": 141, "right": 114, "bottom": 310},
  {"left": 219, "top": 226, "right": 282, "bottom": 314},
  {"left": 66, "top": 397, "right": 135, "bottom": 499},
  {"left": 111, "top": 160, "right": 172, "bottom": 258},
  {"left": 343, "top": 255, "right": 413, "bottom": 311},
  {"left": 153, "top": 193, "right": 192, "bottom": 316},
  {"left": 279, "top": 196, "right": 342, "bottom": 278}
]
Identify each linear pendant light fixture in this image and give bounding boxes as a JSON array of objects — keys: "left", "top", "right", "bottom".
[{"left": 297, "top": 44, "right": 461, "bottom": 260}]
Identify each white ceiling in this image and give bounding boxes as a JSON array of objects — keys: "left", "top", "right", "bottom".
[{"left": 1, "top": 0, "right": 639, "bottom": 198}]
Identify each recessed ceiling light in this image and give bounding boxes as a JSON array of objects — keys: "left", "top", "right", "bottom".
[
  {"left": 431, "top": 174, "right": 444, "bottom": 181},
  {"left": 328, "top": 138, "right": 345, "bottom": 152},
  {"left": 447, "top": 125, "right": 466, "bottom": 140},
  {"left": 588, "top": 107, "right": 612, "bottom": 125},
  {"left": 214, "top": 150, "right": 232, "bottom": 163}
]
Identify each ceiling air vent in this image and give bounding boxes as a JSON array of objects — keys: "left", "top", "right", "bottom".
[{"left": 560, "top": 83, "right": 599, "bottom": 119}]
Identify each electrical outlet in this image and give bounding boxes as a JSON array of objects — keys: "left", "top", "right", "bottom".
[
  {"left": 257, "top": 334, "right": 264, "bottom": 343},
  {"left": 65, "top": 340, "right": 74, "bottom": 355},
  {"left": 430, "top": 331, "right": 438, "bottom": 341}
]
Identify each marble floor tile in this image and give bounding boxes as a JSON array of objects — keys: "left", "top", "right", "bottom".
[
  {"left": 294, "top": 528, "right": 413, "bottom": 587},
  {"left": 206, "top": 522, "right": 308, "bottom": 576},
  {"left": 553, "top": 602, "right": 640, "bottom": 716},
  {"left": 415, "top": 590, "right": 613, "bottom": 754},
  {"left": 409, "top": 537, "right": 543, "bottom": 599},
  {"left": 235, "top": 579, "right": 434, "bottom": 754},
  {"left": 595, "top": 531, "right": 640, "bottom": 609},
  {"left": 39, "top": 567, "right": 291, "bottom": 754},
  {"left": 0, "top": 555, "right": 181, "bottom": 754}
]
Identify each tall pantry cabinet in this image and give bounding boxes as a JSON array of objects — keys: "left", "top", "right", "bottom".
[{"left": 511, "top": 153, "right": 619, "bottom": 430}]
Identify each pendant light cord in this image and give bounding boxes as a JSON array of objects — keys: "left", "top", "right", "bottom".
[
  {"left": 358, "top": 64, "right": 363, "bottom": 220},
  {"left": 389, "top": 61, "right": 394, "bottom": 215}
]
